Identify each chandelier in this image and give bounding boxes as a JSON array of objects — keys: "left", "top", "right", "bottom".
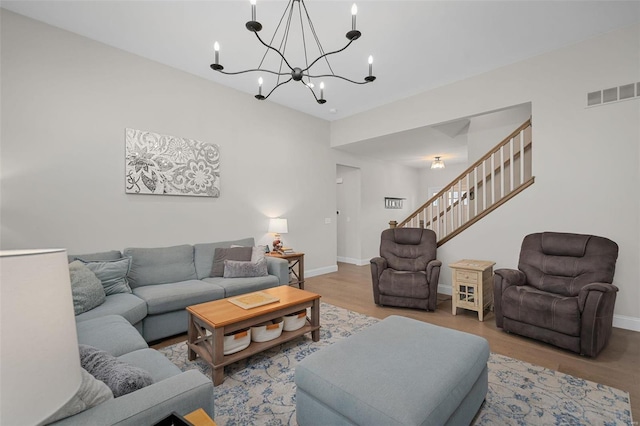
[{"left": 210, "top": 0, "right": 376, "bottom": 104}]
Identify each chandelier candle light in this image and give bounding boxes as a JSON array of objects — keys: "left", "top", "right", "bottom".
[{"left": 211, "top": 0, "right": 376, "bottom": 104}]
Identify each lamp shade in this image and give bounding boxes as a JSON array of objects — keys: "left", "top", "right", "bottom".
[
  {"left": 268, "top": 218, "right": 288, "bottom": 234},
  {"left": 1, "top": 249, "right": 82, "bottom": 425}
]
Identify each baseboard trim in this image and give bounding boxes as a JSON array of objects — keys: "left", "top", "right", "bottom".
[
  {"left": 305, "top": 265, "right": 338, "bottom": 278},
  {"left": 438, "top": 284, "right": 452, "bottom": 296},
  {"left": 337, "top": 256, "right": 370, "bottom": 266},
  {"left": 613, "top": 315, "right": 640, "bottom": 332}
]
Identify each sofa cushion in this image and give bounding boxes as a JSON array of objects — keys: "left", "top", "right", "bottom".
[
  {"left": 118, "top": 348, "right": 182, "bottom": 383},
  {"left": 43, "top": 368, "right": 114, "bottom": 424},
  {"left": 124, "top": 245, "right": 197, "bottom": 287},
  {"left": 194, "top": 238, "right": 255, "bottom": 279},
  {"left": 69, "top": 261, "right": 106, "bottom": 315},
  {"left": 211, "top": 247, "right": 252, "bottom": 277},
  {"left": 79, "top": 344, "right": 154, "bottom": 398},
  {"left": 76, "top": 315, "right": 148, "bottom": 357},
  {"left": 81, "top": 257, "right": 132, "bottom": 295},
  {"left": 69, "top": 250, "right": 123, "bottom": 263},
  {"left": 502, "top": 285, "right": 581, "bottom": 336},
  {"left": 203, "top": 275, "right": 280, "bottom": 297},
  {"left": 223, "top": 258, "right": 268, "bottom": 278},
  {"left": 133, "top": 280, "right": 225, "bottom": 315},
  {"left": 74, "top": 293, "right": 147, "bottom": 327}
]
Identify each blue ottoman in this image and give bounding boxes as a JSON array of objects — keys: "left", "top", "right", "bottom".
[{"left": 295, "top": 315, "right": 489, "bottom": 426}]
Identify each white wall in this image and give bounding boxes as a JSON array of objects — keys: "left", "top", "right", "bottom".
[
  {"left": 331, "top": 25, "right": 640, "bottom": 329},
  {"left": 466, "top": 103, "right": 532, "bottom": 163},
  {"left": 0, "top": 11, "right": 336, "bottom": 273}
]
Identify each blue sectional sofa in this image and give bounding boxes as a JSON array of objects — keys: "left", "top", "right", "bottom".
[
  {"left": 71, "top": 237, "right": 289, "bottom": 342},
  {"left": 53, "top": 237, "right": 289, "bottom": 425}
]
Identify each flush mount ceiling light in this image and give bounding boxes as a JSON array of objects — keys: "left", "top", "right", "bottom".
[
  {"left": 431, "top": 156, "right": 445, "bottom": 169},
  {"left": 211, "top": 0, "right": 376, "bottom": 104}
]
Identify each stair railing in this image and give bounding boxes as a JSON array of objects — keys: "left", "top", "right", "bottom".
[{"left": 391, "top": 118, "right": 534, "bottom": 246}]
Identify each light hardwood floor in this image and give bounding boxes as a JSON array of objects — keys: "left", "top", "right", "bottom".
[{"left": 154, "top": 262, "right": 640, "bottom": 420}]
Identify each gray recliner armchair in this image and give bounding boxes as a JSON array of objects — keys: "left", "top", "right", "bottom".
[
  {"left": 494, "top": 232, "right": 619, "bottom": 357},
  {"left": 370, "top": 228, "right": 442, "bottom": 311}
]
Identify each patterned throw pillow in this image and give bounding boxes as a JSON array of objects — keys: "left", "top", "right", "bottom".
[
  {"left": 223, "top": 258, "right": 269, "bottom": 278},
  {"left": 69, "top": 261, "right": 106, "bottom": 315},
  {"left": 79, "top": 344, "right": 154, "bottom": 398}
]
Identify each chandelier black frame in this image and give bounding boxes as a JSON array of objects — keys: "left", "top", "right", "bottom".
[{"left": 210, "top": 0, "right": 376, "bottom": 104}]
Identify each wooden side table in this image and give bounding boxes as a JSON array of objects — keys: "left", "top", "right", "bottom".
[
  {"left": 449, "top": 259, "right": 496, "bottom": 321},
  {"left": 185, "top": 408, "right": 217, "bottom": 426},
  {"left": 266, "top": 252, "right": 305, "bottom": 289}
]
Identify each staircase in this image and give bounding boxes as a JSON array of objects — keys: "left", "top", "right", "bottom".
[{"left": 392, "top": 119, "right": 534, "bottom": 246}]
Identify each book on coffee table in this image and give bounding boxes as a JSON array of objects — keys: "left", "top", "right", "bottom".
[{"left": 228, "top": 291, "right": 280, "bottom": 309}]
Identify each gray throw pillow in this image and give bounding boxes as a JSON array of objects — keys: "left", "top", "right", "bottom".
[
  {"left": 69, "top": 261, "right": 106, "bottom": 315},
  {"left": 81, "top": 258, "right": 132, "bottom": 295},
  {"left": 223, "top": 258, "right": 269, "bottom": 278},
  {"left": 43, "top": 368, "right": 114, "bottom": 424},
  {"left": 79, "top": 344, "right": 153, "bottom": 398},
  {"left": 211, "top": 247, "right": 252, "bottom": 277},
  {"left": 231, "top": 244, "right": 267, "bottom": 263}
]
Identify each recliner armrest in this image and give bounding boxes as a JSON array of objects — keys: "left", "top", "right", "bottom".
[
  {"left": 578, "top": 282, "right": 619, "bottom": 311},
  {"left": 494, "top": 268, "right": 526, "bottom": 287},
  {"left": 426, "top": 259, "right": 442, "bottom": 279},
  {"left": 493, "top": 268, "right": 526, "bottom": 328},
  {"left": 578, "top": 282, "right": 619, "bottom": 356},
  {"left": 370, "top": 257, "right": 387, "bottom": 278},
  {"left": 370, "top": 257, "right": 387, "bottom": 305}
]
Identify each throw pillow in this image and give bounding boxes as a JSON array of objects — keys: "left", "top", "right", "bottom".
[
  {"left": 69, "top": 261, "right": 106, "bottom": 315},
  {"left": 43, "top": 368, "right": 114, "bottom": 424},
  {"left": 230, "top": 244, "right": 267, "bottom": 262},
  {"left": 223, "top": 258, "right": 269, "bottom": 278},
  {"left": 79, "top": 344, "right": 154, "bottom": 398},
  {"left": 211, "top": 247, "right": 252, "bottom": 277},
  {"left": 80, "top": 257, "right": 132, "bottom": 296}
]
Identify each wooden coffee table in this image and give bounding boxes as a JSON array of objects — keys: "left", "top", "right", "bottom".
[{"left": 186, "top": 286, "right": 321, "bottom": 385}]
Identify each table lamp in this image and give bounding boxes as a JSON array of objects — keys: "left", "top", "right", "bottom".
[
  {"left": 1, "top": 249, "right": 82, "bottom": 425},
  {"left": 268, "top": 218, "right": 288, "bottom": 253}
]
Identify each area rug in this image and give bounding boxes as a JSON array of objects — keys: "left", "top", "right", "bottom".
[{"left": 159, "top": 303, "right": 633, "bottom": 425}]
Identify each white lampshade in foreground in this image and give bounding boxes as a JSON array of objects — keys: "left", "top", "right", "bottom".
[
  {"left": 268, "top": 218, "right": 288, "bottom": 235},
  {"left": 1, "top": 249, "right": 81, "bottom": 425}
]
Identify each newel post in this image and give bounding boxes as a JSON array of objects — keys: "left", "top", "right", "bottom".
[{"left": 389, "top": 221, "right": 397, "bottom": 229}]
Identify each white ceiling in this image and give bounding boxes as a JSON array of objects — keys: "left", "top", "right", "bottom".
[
  {"left": 2, "top": 1, "right": 638, "bottom": 169},
  {"left": 2, "top": 0, "right": 638, "bottom": 123}
]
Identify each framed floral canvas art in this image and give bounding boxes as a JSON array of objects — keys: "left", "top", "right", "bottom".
[{"left": 125, "top": 128, "right": 220, "bottom": 197}]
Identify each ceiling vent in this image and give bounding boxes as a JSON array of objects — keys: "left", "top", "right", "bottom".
[{"left": 587, "top": 82, "right": 639, "bottom": 107}]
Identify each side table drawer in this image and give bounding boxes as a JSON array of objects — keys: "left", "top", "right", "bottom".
[{"left": 456, "top": 270, "right": 479, "bottom": 283}]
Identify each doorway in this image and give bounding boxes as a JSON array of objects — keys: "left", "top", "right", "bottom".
[{"left": 336, "top": 165, "right": 362, "bottom": 265}]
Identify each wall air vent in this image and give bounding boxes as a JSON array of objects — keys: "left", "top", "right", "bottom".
[{"left": 587, "top": 82, "right": 639, "bottom": 107}]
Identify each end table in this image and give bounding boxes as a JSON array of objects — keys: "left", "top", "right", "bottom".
[
  {"left": 449, "top": 259, "right": 496, "bottom": 321},
  {"left": 266, "top": 252, "right": 305, "bottom": 289}
]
